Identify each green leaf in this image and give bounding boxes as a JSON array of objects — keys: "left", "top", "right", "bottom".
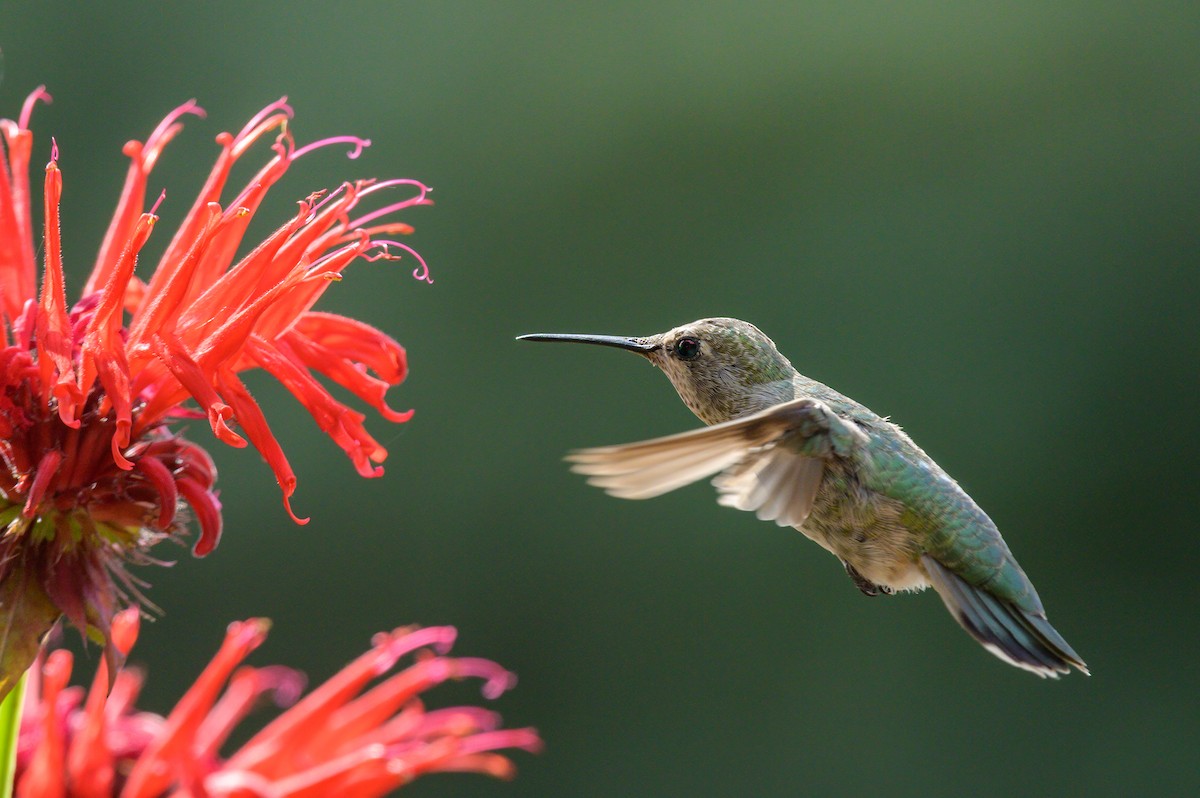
[{"left": 0, "top": 568, "right": 60, "bottom": 703}]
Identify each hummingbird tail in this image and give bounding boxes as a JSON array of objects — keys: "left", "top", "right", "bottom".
[{"left": 921, "top": 556, "right": 1088, "bottom": 678}]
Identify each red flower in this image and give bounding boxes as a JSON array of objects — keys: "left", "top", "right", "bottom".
[
  {"left": 0, "top": 88, "right": 430, "bottom": 696},
  {"left": 15, "top": 610, "right": 541, "bottom": 796}
]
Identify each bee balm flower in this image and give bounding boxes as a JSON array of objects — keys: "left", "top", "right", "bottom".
[
  {"left": 0, "top": 88, "right": 429, "bottom": 697},
  {"left": 15, "top": 610, "right": 540, "bottom": 796}
]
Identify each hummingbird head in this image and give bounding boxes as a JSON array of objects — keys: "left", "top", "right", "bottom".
[{"left": 519, "top": 317, "right": 795, "bottom": 424}]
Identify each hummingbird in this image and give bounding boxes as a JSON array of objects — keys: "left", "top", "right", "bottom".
[{"left": 519, "top": 317, "right": 1087, "bottom": 677}]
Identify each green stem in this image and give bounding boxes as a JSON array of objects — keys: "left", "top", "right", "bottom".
[{"left": 0, "top": 670, "right": 26, "bottom": 798}]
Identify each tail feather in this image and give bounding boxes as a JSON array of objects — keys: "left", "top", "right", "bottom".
[{"left": 921, "top": 555, "right": 1088, "bottom": 678}]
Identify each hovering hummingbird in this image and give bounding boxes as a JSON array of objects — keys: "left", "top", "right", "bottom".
[{"left": 519, "top": 317, "right": 1086, "bottom": 677}]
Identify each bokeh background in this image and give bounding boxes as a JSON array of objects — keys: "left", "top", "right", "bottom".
[{"left": 2, "top": 2, "right": 1198, "bottom": 795}]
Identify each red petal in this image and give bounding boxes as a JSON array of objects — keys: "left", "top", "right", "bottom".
[
  {"left": 284, "top": 316, "right": 412, "bottom": 423},
  {"left": 136, "top": 104, "right": 290, "bottom": 319},
  {"left": 125, "top": 201, "right": 222, "bottom": 354},
  {"left": 293, "top": 313, "right": 408, "bottom": 383},
  {"left": 227, "top": 626, "right": 457, "bottom": 774},
  {"left": 141, "top": 333, "right": 245, "bottom": 447},
  {"left": 121, "top": 619, "right": 270, "bottom": 798},
  {"left": 252, "top": 238, "right": 368, "bottom": 338},
  {"left": 193, "top": 665, "right": 304, "bottom": 761},
  {"left": 67, "top": 653, "right": 117, "bottom": 798},
  {"left": 34, "top": 160, "right": 82, "bottom": 424},
  {"left": 18, "top": 650, "right": 72, "bottom": 798},
  {"left": 21, "top": 448, "right": 62, "bottom": 518},
  {"left": 247, "top": 337, "right": 387, "bottom": 478},
  {"left": 78, "top": 212, "right": 158, "bottom": 467},
  {"left": 0, "top": 88, "right": 48, "bottom": 322},
  {"left": 177, "top": 475, "right": 223, "bottom": 557},
  {"left": 134, "top": 454, "right": 178, "bottom": 530},
  {"left": 171, "top": 195, "right": 304, "bottom": 347},
  {"left": 85, "top": 100, "right": 203, "bottom": 297},
  {"left": 215, "top": 369, "right": 306, "bottom": 524}
]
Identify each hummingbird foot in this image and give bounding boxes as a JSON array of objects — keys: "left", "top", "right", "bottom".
[{"left": 843, "top": 561, "right": 894, "bottom": 597}]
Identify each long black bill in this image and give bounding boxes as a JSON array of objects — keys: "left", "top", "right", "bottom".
[{"left": 517, "top": 332, "right": 658, "bottom": 354}]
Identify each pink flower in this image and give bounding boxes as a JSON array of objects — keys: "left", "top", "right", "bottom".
[
  {"left": 15, "top": 610, "right": 540, "bottom": 796},
  {"left": 0, "top": 88, "right": 430, "bottom": 696}
]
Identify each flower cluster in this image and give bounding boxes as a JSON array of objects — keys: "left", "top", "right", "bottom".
[
  {"left": 0, "top": 89, "right": 430, "bottom": 694},
  {"left": 15, "top": 610, "right": 540, "bottom": 796}
]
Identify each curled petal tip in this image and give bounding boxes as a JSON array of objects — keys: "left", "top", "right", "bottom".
[
  {"left": 18, "top": 85, "right": 52, "bottom": 129},
  {"left": 387, "top": 625, "right": 457, "bottom": 657},
  {"left": 291, "top": 135, "right": 372, "bottom": 162},
  {"left": 209, "top": 405, "right": 247, "bottom": 448},
  {"left": 454, "top": 657, "right": 518, "bottom": 699},
  {"left": 181, "top": 98, "right": 206, "bottom": 119},
  {"left": 281, "top": 494, "right": 309, "bottom": 526},
  {"left": 381, "top": 407, "right": 415, "bottom": 424},
  {"left": 362, "top": 239, "right": 433, "bottom": 282},
  {"left": 111, "top": 437, "right": 135, "bottom": 471}
]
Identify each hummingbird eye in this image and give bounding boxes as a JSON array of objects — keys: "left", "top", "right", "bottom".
[{"left": 674, "top": 336, "right": 702, "bottom": 361}]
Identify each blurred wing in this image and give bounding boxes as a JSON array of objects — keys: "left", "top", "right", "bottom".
[
  {"left": 567, "top": 398, "right": 863, "bottom": 528},
  {"left": 566, "top": 419, "right": 761, "bottom": 500},
  {"left": 713, "top": 445, "right": 825, "bottom": 527}
]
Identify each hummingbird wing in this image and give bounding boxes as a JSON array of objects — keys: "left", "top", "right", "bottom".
[
  {"left": 712, "top": 445, "right": 825, "bottom": 527},
  {"left": 568, "top": 398, "right": 866, "bottom": 527}
]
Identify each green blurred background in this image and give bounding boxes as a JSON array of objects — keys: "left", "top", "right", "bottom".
[{"left": 2, "top": 1, "right": 1198, "bottom": 795}]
